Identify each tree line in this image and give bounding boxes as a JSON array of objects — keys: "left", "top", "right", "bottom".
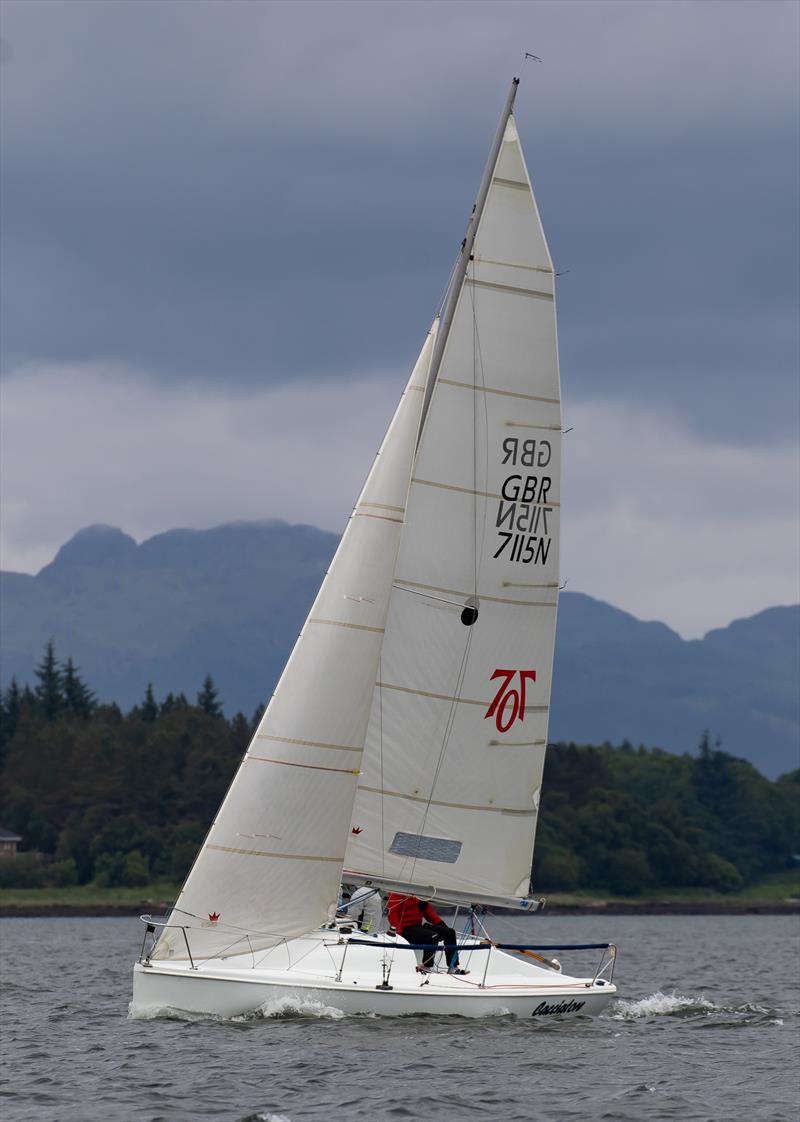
[{"left": 0, "top": 643, "right": 798, "bottom": 894}]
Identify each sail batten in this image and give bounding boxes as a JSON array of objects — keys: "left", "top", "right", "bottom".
[
  {"left": 437, "top": 378, "right": 559, "bottom": 404},
  {"left": 411, "top": 475, "right": 560, "bottom": 506},
  {"left": 358, "top": 785, "right": 538, "bottom": 816},
  {"left": 208, "top": 846, "right": 345, "bottom": 863},
  {"left": 465, "top": 277, "right": 554, "bottom": 301},
  {"left": 394, "top": 579, "right": 556, "bottom": 609},
  {"left": 256, "top": 734, "right": 363, "bottom": 752}
]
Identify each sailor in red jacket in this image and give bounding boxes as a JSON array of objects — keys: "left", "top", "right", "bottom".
[{"left": 387, "top": 893, "right": 468, "bottom": 974}]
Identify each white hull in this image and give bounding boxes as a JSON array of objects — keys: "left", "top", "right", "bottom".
[{"left": 131, "top": 929, "right": 616, "bottom": 1019}]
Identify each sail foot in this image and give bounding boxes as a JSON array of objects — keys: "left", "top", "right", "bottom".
[{"left": 342, "top": 870, "right": 543, "bottom": 913}]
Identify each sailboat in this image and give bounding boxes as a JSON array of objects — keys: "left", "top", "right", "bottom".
[{"left": 132, "top": 78, "right": 618, "bottom": 1019}]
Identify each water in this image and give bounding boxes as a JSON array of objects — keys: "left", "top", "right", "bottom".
[{"left": 1, "top": 914, "right": 798, "bottom": 1121}]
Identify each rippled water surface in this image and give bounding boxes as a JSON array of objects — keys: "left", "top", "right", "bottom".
[{"left": 2, "top": 915, "right": 798, "bottom": 1121}]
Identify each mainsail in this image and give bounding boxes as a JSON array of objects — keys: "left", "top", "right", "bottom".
[
  {"left": 153, "top": 329, "right": 436, "bottom": 959},
  {"left": 344, "top": 112, "right": 562, "bottom": 906}
]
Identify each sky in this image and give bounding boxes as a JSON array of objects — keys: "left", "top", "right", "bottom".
[{"left": 1, "top": 0, "right": 798, "bottom": 638}]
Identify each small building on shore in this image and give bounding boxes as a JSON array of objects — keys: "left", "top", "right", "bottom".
[{"left": 0, "top": 827, "right": 22, "bottom": 857}]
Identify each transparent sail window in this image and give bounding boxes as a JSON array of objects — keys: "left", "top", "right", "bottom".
[{"left": 388, "top": 832, "right": 463, "bottom": 864}]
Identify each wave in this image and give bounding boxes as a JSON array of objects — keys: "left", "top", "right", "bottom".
[
  {"left": 610, "top": 991, "right": 717, "bottom": 1019},
  {"left": 128, "top": 1002, "right": 217, "bottom": 1023},
  {"left": 237, "top": 1114, "right": 292, "bottom": 1122},
  {"left": 609, "top": 991, "right": 785, "bottom": 1025},
  {"left": 250, "top": 995, "right": 346, "bottom": 1020},
  {"left": 128, "top": 994, "right": 351, "bottom": 1022}
]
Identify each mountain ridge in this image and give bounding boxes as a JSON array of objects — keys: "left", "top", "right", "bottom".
[{"left": 1, "top": 521, "right": 797, "bottom": 778}]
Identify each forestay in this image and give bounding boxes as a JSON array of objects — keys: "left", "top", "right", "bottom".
[
  {"left": 345, "top": 115, "right": 562, "bottom": 905},
  {"left": 153, "top": 328, "right": 436, "bottom": 960}
]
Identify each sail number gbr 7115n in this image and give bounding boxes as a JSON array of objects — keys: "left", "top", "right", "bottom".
[{"left": 494, "top": 437, "right": 554, "bottom": 565}]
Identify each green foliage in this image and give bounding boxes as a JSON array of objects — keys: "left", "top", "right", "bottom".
[
  {"left": 0, "top": 678, "right": 21, "bottom": 762},
  {"left": 62, "top": 658, "right": 96, "bottom": 718},
  {"left": 139, "top": 684, "right": 158, "bottom": 723},
  {"left": 169, "top": 822, "right": 206, "bottom": 881},
  {"left": 93, "top": 850, "right": 148, "bottom": 887},
  {"left": 534, "top": 736, "right": 800, "bottom": 895},
  {"left": 2, "top": 645, "right": 798, "bottom": 897},
  {"left": 0, "top": 853, "right": 45, "bottom": 888},
  {"left": 692, "top": 853, "right": 744, "bottom": 893},
  {"left": 197, "top": 675, "right": 223, "bottom": 718},
  {"left": 532, "top": 843, "right": 584, "bottom": 891},
  {"left": 45, "top": 858, "right": 79, "bottom": 886},
  {"left": 1, "top": 648, "right": 245, "bottom": 884},
  {"left": 93, "top": 852, "right": 122, "bottom": 887},
  {"left": 605, "top": 848, "right": 653, "bottom": 895},
  {"left": 34, "top": 640, "right": 63, "bottom": 721}
]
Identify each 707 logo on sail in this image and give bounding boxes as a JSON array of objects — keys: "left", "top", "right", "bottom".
[{"left": 485, "top": 668, "right": 537, "bottom": 732}]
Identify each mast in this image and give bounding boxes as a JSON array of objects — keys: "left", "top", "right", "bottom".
[{"left": 416, "top": 76, "right": 520, "bottom": 443}]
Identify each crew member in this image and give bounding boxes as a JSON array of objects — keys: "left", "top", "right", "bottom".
[
  {"left": 387, "top": 893, "right": 468, "bottom": 974},
  {"left": 346, "top": 885, "right": 384, "bottom": 932}
]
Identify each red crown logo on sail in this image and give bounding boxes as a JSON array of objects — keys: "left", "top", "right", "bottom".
[
  {"left": 350, "top": 826, "right": 363, "bottom": 835},
  {"left": 208, "top": 912, "right": 220, "bottom": 922}
]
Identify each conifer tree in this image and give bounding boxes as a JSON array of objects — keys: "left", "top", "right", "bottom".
[
  {"left": 0, "top": 694, "right": 7, "bottom": 761},
  {"left": 197, "top": 674, "right": 222, "bottom": 718},
  {"left": 63, "top": 658, "right": 96, "bottom": 718},
  {"left": 140, "top": 683, "right": 158, "bottom": 723},
  {"left": 160, "top": 691, "right": 189, "bottom": 715},
  {"left": 0, "top": 678, "right": 21, "bottom": 751},
  {"left": 5, "top": 677, "right": 21, "bottom": 720},
  {"left": 34, "top": 640, "right": 63, "bottom": 721},
  {"left": 699, "top": 728, "right": 712, "bottom": 761},
  {"left": 230, "top": 711, "right": 252, "bottom": 750}
]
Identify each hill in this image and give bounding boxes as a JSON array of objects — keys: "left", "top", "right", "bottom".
[{"left": 1, "top": 521, "right": 797, "bottom": 777}]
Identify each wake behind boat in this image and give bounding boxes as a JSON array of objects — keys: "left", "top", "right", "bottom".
[{"left": 132, "top": 76, "right": 619, "bottom": 1019}]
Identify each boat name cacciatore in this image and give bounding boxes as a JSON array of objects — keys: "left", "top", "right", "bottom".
[{"left": 531, "top": 999, "right": 586, "bottom": 1016}]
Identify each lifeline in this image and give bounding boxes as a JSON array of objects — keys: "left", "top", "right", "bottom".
[{"left": 531, "top": 999, "right": 585, "bottom": 1016}]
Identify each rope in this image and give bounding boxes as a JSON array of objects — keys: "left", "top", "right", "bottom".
[
  {"left": 406, "top": 626, "right": 473, "bottom": 885},
  {"left": 378, "top": 652, "right": 386, "bottom": 877},
  {"left": 471, "top": 256, "right": 479, "bottom": 597}
]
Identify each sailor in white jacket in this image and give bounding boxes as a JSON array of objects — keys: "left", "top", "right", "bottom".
[{"left": 343, "top": 886, "right": 384, "bottom": 932}]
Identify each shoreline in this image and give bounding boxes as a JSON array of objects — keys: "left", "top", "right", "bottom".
[
  {"left": 539, "top": 901, "right": 800, "bottom": 916},
  {"left": 2, "top": 900, "right": 798, "bottom": 918}
]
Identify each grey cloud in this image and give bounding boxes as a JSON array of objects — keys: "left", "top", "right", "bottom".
[
  {"left": 1, "top": 0, "right": 798, "bottom": 442},
  {"left": 2, "top": 365, "right": 796, "bottom": 635}
]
